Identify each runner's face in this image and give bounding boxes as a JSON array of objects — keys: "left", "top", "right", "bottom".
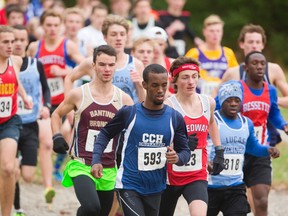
[
  {"left": 143, "top": 72, "right": 168, "bottom": 106},
  {"left": 94, "top": 53, "right": 116, "bottom": 83},
  {"left": 64, "top": 14, "right": 83, "bottom": 36},
  {"left": 240, "top": 32, "right": 264, "bottom": 56},
  {"left": 0, "top": 32, "right": 14, "bottom": 58},
  {"left": 134, "top": 0, "right": 151, "bottom": 19},
  {"left": 203, "top": 23, "right": 223, "bottom": 46},
  {"left": 8, "top": 12, "right": 24, "bottom": 26},
  {"left": 176, "top": 70, "right": 199, "bottom": 95},
  {"left": 245, "top": 53, "right": 266, "bottom": 82},
  {"left": 42, "top": 16, "right": 62, "bottom": 40},
  {"left": 221, "top": 97, "right": 241, "bottom": 118},
  {"left": 90, "top": 8, "right": 107, "bottom": 29},
  {"left": 105, "top": 24, "right": 127, "bottom": 53},
  {"left": 13, "top": 29, "right": 29, "bottom": 56},
  {"left": 132, "top": 42, "right": 154, "bottom": 67}
]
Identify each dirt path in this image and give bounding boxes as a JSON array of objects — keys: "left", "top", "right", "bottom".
[{"left": 18, "top": 182, "right": 288, "bottom": 216}]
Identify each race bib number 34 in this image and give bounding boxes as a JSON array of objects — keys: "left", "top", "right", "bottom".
[
  {"left": 138, "top": 147, "right": 167, "bottom": 171},
  {"left": 0, "top": 97, "right": 12, "bottom": 117}
]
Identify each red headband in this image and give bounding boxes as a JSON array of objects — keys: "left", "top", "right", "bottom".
[{"left": 172, "top": 64, "right": 199, "bottom": 77}]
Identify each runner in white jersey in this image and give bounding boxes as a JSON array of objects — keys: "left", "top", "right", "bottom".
[
  {"left": 159, "top": 56, "right": 224, "bottom": 216},
  {"left": 51, "top": 45, "right": 134, "bottom": 216}
]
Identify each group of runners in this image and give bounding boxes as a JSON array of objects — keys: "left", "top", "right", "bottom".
[{"left": 0, "top": 0, "right": 288, "bottom": 216}]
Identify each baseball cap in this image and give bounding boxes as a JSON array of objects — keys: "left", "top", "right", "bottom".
[{"left": 146, "top": 26, "right": 168, "bottom": 41}]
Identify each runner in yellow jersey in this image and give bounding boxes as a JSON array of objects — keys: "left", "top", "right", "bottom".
[{"left": 186, "top": 14, "right": 238, "bottom": 96}]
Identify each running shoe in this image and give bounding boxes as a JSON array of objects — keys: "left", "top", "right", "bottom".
[
  {"left": 44, "top": 187, "right": 56, "bottom": 204},
  {"left": 13, "top": 209, "right": 26, "bottom": 216}
]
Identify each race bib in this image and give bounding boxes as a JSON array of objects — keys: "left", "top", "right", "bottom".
[
  {"left": 138, "top": 147, "right": 167, "bottom": 171},
  {"left": 85, "top": 129, "right": 113, "bottom": 153},
  {"left": 172, "top": 149, "right": 202, "bottom": 172},
  {"left": 47, "top": 77, "right": 64, "bottom": 97},
  {"left": 17, "top": 95, "right": 32, "bottom": 115},
  {"left": 0, "top": 97, "right": 12, "bottom": 117},
  {"left": 254, "top": 126, "right": 263, "bottom": 144},
  {"left": 200, "top": 81, "right": 219, "bottom": 96},
  {"left": 221, "top": 154, "right": 243, "bottom": 176}
]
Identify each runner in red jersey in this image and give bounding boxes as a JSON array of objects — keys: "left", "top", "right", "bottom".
[
  {"left": 159, "top": 56, "right": 224, "bottom": 216},
  {"left": 0, "top": 25, "right": 32, "bottom": 216}
]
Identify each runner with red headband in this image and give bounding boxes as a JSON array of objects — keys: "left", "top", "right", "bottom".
[{"left": 159, "top": 56, "right": 224, "bottom": 216}]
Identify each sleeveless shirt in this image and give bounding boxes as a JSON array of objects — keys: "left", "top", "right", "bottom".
[
  {"left": 70, "top": 83, "right": 123, "bottom": 167},
  {"left": 0, "top": 58, "right": 18, "bottom": 124}
]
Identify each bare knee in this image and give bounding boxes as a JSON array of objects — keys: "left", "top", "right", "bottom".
[
  {"left": 1, "top": 162, "right": 16, "bottom": 178},
  {"left": 39, "top": 139, "right": 53, "bottom": 151},
  {"left": 22, "top": 172, "right": 34, "bottom": 182},
  {"left": 254, "top": 195, "right": 268, "bottom": 212}
]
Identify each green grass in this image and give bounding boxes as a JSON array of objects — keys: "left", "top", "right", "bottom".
[
  {"left": 272, "top": 142, "right": 288, "bottom": 188},
  {"left": 272, "top": 70, "right": 288, "bottom": 188}
]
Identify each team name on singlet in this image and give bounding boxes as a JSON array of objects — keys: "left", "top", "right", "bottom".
[
  {"left": 89, "top": 110, "right": 116, "bottom": 128},
  {"left": 113, "top": 76, "right": 129, "bottom": 84},
  {"left": 38, "top": 55, "right": 65, "bottom": 65},
  {"left": 224, "top": 145, "right": 245, "bottom": 154},
  {"left": 201, "top": 61, "right": 227, "bottom": 71},
  {"left": 89, "top": 110, "right": 116, "bottom": 118},
  {"left": 242, "top": 101, "right": 270, "bottom": 112},
  {"left": 186, "top": 123, "right": 208, "bottom": 132},
  {"left": 225, "top": 136, "right": 246, "bottom": 145},
  {"left": 0, "top": 83, "right": 15, "bottom": 94},
  {"left": 139, "top": 133, "right": 165, "bottom": 147}
]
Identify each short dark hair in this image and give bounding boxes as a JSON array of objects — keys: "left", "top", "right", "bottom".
[
  {"left": 143, "top": 64, "right": 167, "bottom": 83},
  {"left": 238, "top": 24, "right": 267, "bottom": 46},
  {"left": 5, "top": 4, "right": 24, "bottom": 18},
  {"left": 93, "top": 45, "right": 117, "bottom": 63},
  {"left": 40, "top": 9, "right": 63, "bottom": 25},
  {"left": 244, "top": 51, "right": 265, "bottom": 65}
]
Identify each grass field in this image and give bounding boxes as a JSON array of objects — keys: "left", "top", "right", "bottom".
[{"left": 272, "top": 70, "right": 288, "bottom": 188}]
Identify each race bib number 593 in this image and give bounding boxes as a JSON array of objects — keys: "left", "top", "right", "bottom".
[{"left": 138, "top": 147, "right": 167, "bottom": 171}]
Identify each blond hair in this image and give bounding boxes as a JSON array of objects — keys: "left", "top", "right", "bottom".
[
  {"left": 101, "top": 14, "right": 129, "bottom": 36},
  {"left": 132, "top": 37, "right": 155, "bottom": 52},
  {"left": 63, "top": 7, "right": 85, "bottom": 23},
  {"left": 203, "top": 14, "right": 224, "bottom": 28}
]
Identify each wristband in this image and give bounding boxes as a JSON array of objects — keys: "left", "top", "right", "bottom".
[{"left": 215, "top": 145, "right": 224, "bottom": 151}]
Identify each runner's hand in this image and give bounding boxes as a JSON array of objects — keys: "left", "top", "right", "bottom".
[
  {"left": 268, "top": 147, "right": 280, "bottom": 158},
  {"left": 166, "top": 146, "right": 179, "bottom": 164},
  {"left": 211, "top": 146, "right": 225, "bottom": 175},
  {"left": 188, "top": 133, "right": 198, "bottom": 151},
  {"left": 91, "top": 164, "right": 103, "bottom": 178},
  {"left": 52, "top": 133, "right": 69, "bottom": 154}
]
